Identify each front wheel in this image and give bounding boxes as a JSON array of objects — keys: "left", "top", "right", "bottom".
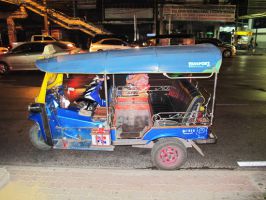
[
  {"left": 151, "top": 138, "right": 187, "bottom": 170},
  {"left": 223, "top": 50, "right": 232, "bottom": 58},
  {"left": 29, "top": 123, "right": 51, "bottom": 150},
  {"left": 0, "top": 63, "right": 9, "bottom": 75}
]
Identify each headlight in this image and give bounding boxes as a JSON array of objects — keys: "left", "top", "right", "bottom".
[{"left": 67, "top": 43, "right": 74, "bottom": 48}]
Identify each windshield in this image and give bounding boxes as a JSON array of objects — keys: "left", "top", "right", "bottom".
[
  {"left": 11, "top": 42, "right": 47, "bottom": 54},
  {"left": 196, "top": 38, "right": 223, "bottom": 46},
  {"left": 214, "top": 39, "right": 223, "bottom": 45},
  {"left": 53, "top": 42, "right": 76, "bottom": 50}
]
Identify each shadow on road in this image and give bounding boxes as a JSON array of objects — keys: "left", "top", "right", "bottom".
[{"left": 0, "top": 71, "right": 44, "bottom": 87}]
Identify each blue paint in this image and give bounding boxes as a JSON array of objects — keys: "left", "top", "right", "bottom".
[
  {"left": 36, "top": 44, "right": 222, "bottom": 74},
  {"left": 56, "top": 108, "right": 102, "bottom": 127},
  {"left": 143, "top": 126, "right": 209, "bottom": 142},
  {"left": 28, "top": 112, "right": 47, "bottom": 141},
  {"left": 53, "top": 139, "right": 114, "bottom": 151},
  {"left": 110, "top": 129, "right": 116, "bottom": 141},
  {"left": 34, "top": 89, "right": 106, "bottom": 143}
]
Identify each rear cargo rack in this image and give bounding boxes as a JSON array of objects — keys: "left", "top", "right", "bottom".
[{"left": 152, "top": 111, "right": 210, "bottom": 126}]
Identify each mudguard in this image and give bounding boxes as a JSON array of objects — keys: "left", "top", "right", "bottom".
[
  {"left": 28, "top": 112, "right": 47, "bottom": 142},
  {"left": 28, "top": 103, "right": 53, "bottom": 146},
  {"left": 143, "top": 126, "right": 209, "bottom": 142}
]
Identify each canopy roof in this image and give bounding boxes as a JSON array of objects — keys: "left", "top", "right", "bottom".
[{"left": 36, "top": 44, "right": 222, "bottom": 74}]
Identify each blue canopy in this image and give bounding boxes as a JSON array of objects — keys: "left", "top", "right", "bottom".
[{"left": 36, "top": 44, "right": 222, "bottom": 74}]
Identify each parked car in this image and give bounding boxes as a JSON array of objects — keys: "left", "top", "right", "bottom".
[
  {"left": 31, "top": 35, "right": 56, "bottom": 42},
  {"left": 31, "top": 35, "right": 76, "bottom": 48},
  {"left": 196, "top": 38, "right": 236, "bottom": 58},
  {"left": 147, "top": 34, "right": 195, "bottom": 46},
  {"left": 11, "top": 35, "right": 75, "bottom": 50},
  {"left": 89, "top": 38, "right": 132, "bottom": 52},
  {"left": 0, "top": 41, "right": 79, "bottom": 74},
  {"left": 0, "top": 47, "right": 9, "bottom": 54}
]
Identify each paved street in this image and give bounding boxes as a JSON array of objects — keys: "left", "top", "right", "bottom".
[{"left": 0, "top": 55, "right": 266, "bottom": 169}]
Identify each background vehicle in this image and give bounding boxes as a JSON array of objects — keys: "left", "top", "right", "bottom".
[
  {"left": 11, "top": 35, "right": 75, "bottom": 50},
  {"left": 0, "top": 47, "right": 9, "bottom": 54},
  {"left": 233, "top": 31, "right": 253, "bottom": 50},
  {"left": 89, "top": 38, "right": 132, "bottom": 52},
  {"left": 31, "top": 35, "right": 56, "bottom": 42},
  {"left": 31, "top": 35, "right": 76, "bottom": 49},
  {"left": 196, "top": 38, "right": 236, "bottom": 58},
  {"left": 147, "top": 34, "right": 195, "bottom": 46},
  {"left": 0, "top": 41, "right": 79, "bottom": 74}
]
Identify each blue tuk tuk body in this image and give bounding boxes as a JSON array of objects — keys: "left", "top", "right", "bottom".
[{"left": 28, "top": 44, "right": 222, "bottom": 170}]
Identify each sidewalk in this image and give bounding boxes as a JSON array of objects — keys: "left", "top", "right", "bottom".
[
  {"left": 0, "top": 166, "right": 265, "bottom": 200},
  {"left": 0, "top": 168, "right": 9, "bottom": 189}
]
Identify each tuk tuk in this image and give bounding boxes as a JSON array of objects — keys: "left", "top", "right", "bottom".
[{"left": 28, "top": 44, "right": 222, "bottom": 170}]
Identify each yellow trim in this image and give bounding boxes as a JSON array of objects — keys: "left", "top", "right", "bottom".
[
  {"left": 235, "top": 31, "right": 253, "bottom": 36},
  {"left": 35, "top": 73, "right": 63, "bottom": 103}
]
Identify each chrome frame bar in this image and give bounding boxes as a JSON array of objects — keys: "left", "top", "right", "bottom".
[
  {"left": 163, "top": 69, "right": 218, "bottom": 126},
  {"left": 163, "top": 71, "right": 214, "bottom": 79},
  {"left": 104, "top": 70, "right": 218, "bottom": 127},
  {"left": 112, "top": 74, "right": 115, "bottom": 87},
  {"left": 210, "top": 72, "right": 218, "bottom": 125}
]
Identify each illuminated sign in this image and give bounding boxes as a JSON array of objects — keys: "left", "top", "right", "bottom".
[
  {"left": 105, "top": 8, "right": 153, "bottom": 20},
  {"left": 163, "top": 4, "right": 236, "bottom": 22}
]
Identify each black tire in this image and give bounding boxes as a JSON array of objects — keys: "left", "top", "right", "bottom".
[
  {"left": 151, "top": 138, "right": 187, "bottom": 170},
  {"left": 97, "top": 49, "right": 103, "bottom": 52},
  {"left": 29, "top": 123, "right": 51, "bottom": 150},
  {"left": 0, "top": 63, "right": 9, "bottom": 75},
  {"left": 223, "top": 50, "right": 232, "bottom": 58}
]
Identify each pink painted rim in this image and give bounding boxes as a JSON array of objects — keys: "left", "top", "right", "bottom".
[{"left": 157, "top": 145, "right": 179, "bottom": 167}]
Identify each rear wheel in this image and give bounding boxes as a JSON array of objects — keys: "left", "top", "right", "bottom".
[
  {"left": 29, "top": 123, "right": 51, "bottom": 150},
  {"left": 151, "top": 138, "right": 187, "bottom": 170},
  {"left": 0, "top": 63, "right": 9, "bottom": 75}
]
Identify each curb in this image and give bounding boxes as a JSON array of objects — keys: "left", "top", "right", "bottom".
[{"left": 0, "top": 168, "right": 9, "bottom": 189}]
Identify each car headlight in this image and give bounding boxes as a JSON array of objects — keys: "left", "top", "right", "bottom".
[{"left": 67, "top": 43, "right": 74, "bottom": 48}]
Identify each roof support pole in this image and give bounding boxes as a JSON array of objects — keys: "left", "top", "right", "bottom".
[
  {"left": 210, "top": 72, "right": 218, "bottom": 126},
  {"left": 104, "top": 74, "right": 109, "bottom": 127}
]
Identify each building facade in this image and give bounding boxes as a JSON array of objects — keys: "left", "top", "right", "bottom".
[{"left": 0, "top": 0, "right": 238, "bottom": 46}]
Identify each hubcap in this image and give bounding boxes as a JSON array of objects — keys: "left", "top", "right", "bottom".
[
  {"left": 0, "top": 64, "right": 6, "bottom": 74},
  {"left": 158, "top": 146, "right": 178, "bottom": 166},
  {"left": 224, "top": 51, "right": 231, "bottom": 57}
]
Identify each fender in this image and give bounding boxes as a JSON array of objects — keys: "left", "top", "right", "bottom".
[
  {"left": 142, "top": 127, "right": 207, "bottom": 156},
  {"left": 28, "top": 103, "right": 53, "bottom": 146},
  {"left": 143, "top": 126, "right": 209, "bottom": 142},
  {"left": 28, "top": 112, "right": 47, "bottom": 142}
]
